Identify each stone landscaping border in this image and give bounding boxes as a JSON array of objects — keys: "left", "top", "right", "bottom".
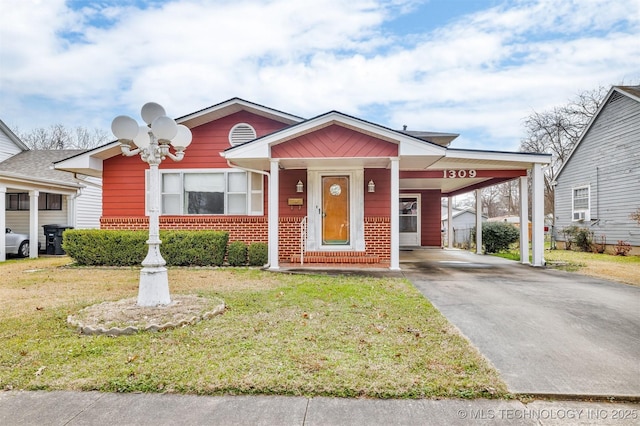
[{"left": 67, "top": 295, "right": 225, "bottom": 336}]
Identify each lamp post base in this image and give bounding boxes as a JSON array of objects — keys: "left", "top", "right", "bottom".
[{"left": 137, "top": 266, "right": 171, "bottom": 307}]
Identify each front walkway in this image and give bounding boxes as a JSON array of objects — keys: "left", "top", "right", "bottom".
[{"left": 401, "top": 248, "right": 640, "bottom": 398}]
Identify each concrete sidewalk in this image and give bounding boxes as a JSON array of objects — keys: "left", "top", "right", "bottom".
[{"left": 1, "top": 391, "right": 638, "bottom": 425}]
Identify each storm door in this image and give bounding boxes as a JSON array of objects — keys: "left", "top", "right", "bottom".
[
  {"left": 322, "top": 176, "right": 350, "bottom": 245},
  {"left": 399, "top": 195, "right": 420, "bottom": 246}
]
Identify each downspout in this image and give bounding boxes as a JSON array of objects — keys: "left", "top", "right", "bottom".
[
  {"left": 226, "top": 159, "right": 271, "bottom": 268},
  {"left": 595, "top": 167, "right": 600, "bottom": 221}
]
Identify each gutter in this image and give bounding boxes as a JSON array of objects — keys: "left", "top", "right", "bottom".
[{"left": 73, "top": 173, "right": 103, "bottom": 189}]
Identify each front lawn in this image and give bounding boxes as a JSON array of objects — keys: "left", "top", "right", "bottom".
[{"left": 0, "top": 257, "right": 507, "bottom": 399}]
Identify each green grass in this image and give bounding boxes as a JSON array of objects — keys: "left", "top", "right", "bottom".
[{"left": 0, "top": 259, "right": 507, "bottom": 399}]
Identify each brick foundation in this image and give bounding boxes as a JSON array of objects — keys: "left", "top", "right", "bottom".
[
  {"left": 101, "top": 215, "right": 391, "bottom": 265},
  {"left": 101, "top": 216, "right": 268, "bottom": 244}
]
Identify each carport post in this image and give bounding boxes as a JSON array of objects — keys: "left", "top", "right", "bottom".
[
  {"left": 0, "top": 186, "right": 5, "bottom": 262},
  {"left": 447, "top": 197, "right": 453, "bottom": 249},
  {"left": 28, "top": 190, "right": 39, "bottom": 259},
  {"left": 519, "top": 176, "right": 529, "bottom": 264},
  {"left": 531, "top": 163, "right": 545, "bottom": 266},
  {"left": 475, "top": 188, "right": 482, "bottom": 254}
]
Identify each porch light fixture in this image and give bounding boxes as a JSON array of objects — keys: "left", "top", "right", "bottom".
[
  {"left": 111, "top": 102, "right": 192, "bottom": 307},
  {"left": 296, "top": 180, "right": 304, "bottom": 193},
  {"left": 368, "top": 179, "right": 376, "bottom": 193}
]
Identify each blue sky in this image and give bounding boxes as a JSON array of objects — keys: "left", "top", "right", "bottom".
[{"left": 1, "top": 0, "right": 638, "bottom": 151}]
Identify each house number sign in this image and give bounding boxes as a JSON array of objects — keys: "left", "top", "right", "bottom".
[{"left": 442, "top": 169, "right": 477, "bottom": 178}]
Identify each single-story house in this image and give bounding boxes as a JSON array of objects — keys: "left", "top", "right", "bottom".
[
  {"left": 553, "top": 85, "right": 640, "bottom": 254},
  {"left": 55, "top": 98, "right": 551, "bottom": 269},
  {"left": 0, "top": 119, "right": 102, "bottom": 261}
]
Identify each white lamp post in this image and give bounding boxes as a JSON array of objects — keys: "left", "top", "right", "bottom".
[{"left": 111, "top": 102, "right": 192, "bottom": 307}]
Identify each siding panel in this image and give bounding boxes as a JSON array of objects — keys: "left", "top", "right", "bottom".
[
  {"left": 272, "top": 125, "right": 398, "bottom": 158},
  {"left": 0, "top": 130, "right": 23, "bottom": 162},
  {"left": 555, "top": 90, "right": 640, "bottom": 246},
  {"left": 102, "top": 111, "right": 289, "bottom": 218}
]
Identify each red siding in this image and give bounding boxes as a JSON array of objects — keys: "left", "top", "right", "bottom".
[
  {"left": 279, "top": 170, "right": 308, "bottom": 218},
  {"left": 364, "top": 169, "right": 390, "bottom": 216},
  {"left": 103, "top": 155, "right": 148, "bottom": 216},
  {"left": 417, "top": 190, "right": 443, "bottom": 247},
  {"left": 102, "top": 110, "right": 288, "bottom": 218},
  {"left": 272, "top": 124, "right": 398, "bottom": 158}
]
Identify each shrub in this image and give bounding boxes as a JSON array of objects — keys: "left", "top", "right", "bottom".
[
  {"left": 472, "top": 222, "right": 520, "bottom": 254},
  {"left": 248, "top": 242, "right": 268, "bottom": 266},
  {"left": 227, "top": 241, "right": 248, "bottom": 266},
  {"left": 160, "top": 231, "right": 229, "bottom": 266},
  {"left": 63, "top": 229, "right": 147, "bottom": 266},
  {"left": 63, "top": 230, "right": 229, "bottom": 266},
  {"left": 561, "top": 226, "right": 594, "bottom": 252},
  {"left": 613, "top": 240, "right": 632, "bottom": 256}
]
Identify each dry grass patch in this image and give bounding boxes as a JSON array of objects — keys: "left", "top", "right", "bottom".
[
  {"left": 0, "top": 257, "right": 507, "bottom": 399},
  {"left": 544, "top": 250, "right": 640, "bottom": 286}
]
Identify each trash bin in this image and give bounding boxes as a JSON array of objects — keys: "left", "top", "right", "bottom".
[{"left": 42, "top": 224, "right": 74, "bottom": 255}]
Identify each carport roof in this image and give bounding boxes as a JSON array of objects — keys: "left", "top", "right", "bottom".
[{"left": 0, "top": 150, "right": 85, "bottom": 190}]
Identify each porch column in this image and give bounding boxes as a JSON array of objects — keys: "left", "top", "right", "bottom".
[
  {"left": 531, "top": 163, "right": 545, "bottom": 266},
  {"left": 447, "top": 197, "right": 453, "bottom": 249},
  {"left": 475, "top": 188, "right": 482, "bottom": 254},
  {"left": 66, "top": 194, "right": 78, "bottom": 227},
  {"left": 0, "top": 186, "right": 6, "bottom": 262},
  {"left": 390, "top": 158, "right": 400, "bottom": 270},
  {"left": 519, "top": 176, "right": 529, "bottom": 264},
  {"left": 29, "top": 190, "right": 39, "bottom": 258},
  {"left": 268, "top": 160, "right": 280, "bottom": 270}
]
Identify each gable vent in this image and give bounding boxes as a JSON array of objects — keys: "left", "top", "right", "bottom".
[
  {"left": 229, "top": 123, "right": 257, "bottom": 146},
  {"left": 608, "top": 91, "right": 624, "bottom": 105}
]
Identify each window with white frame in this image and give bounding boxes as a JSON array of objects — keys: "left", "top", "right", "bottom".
[
  {"left": 572, "top": 186, "right": 590, "bottom": 221},
  {"left": 151, "top": 170, "right": 263, "bottom": 215}
]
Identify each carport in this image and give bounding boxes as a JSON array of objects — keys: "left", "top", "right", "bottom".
[{"left": 0, "top": 154, "right": 83, "bottom": 262}]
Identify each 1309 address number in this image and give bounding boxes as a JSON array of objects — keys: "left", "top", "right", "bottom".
[{"left": 442, "top": 169, "right": 477, "bottom": 178}]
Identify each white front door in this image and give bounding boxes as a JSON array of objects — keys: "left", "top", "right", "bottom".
[{"left": 399, "top": 194, "right": 420, "bottom": 246}]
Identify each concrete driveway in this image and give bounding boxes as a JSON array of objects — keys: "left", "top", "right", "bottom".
[{"left": 400, "top": 249, "right": 640, "bottom": 398}]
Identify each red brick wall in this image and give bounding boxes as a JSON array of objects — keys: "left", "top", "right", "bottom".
[
  {"left": 278, "top": 216, "right": 391, "bottom": 262},
  {"left": 365, "top": 217, "right": 391, "bottom": 261},
  {"left": 101, "top": 216, "right": 268, "bottom": 244},
  {"left": 278, "top": 217, "right": 303, "bottom": 262}
]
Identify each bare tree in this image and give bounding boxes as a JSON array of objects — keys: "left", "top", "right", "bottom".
[
  {"left": 17, "top": 124, "right": 110, "bottom": 150},
  {"left": 519, "top": 86, "right": 608, "bottom": 216}
]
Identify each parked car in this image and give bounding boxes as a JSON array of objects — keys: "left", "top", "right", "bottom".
[{"left": 5, "top": 228, "right": 30, "bottom": 257}]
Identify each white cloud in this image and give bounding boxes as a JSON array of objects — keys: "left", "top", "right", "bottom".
[{"left": 0, "top": 0, "right": 638, "bottom": 151}]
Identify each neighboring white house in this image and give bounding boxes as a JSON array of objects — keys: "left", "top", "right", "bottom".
[
  {"left": 0, "top": 119, "right": 102, "bottom": 261},
  {"left": 441, "top": 206, "right": 487, "bottom": 247},
  {"left": 553, "top": 85, "right": 640, "bottom": 254}
]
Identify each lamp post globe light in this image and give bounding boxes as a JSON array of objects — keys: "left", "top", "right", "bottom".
[{"left": 111, "top": 102, "right": 192, "bottom": 307}]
